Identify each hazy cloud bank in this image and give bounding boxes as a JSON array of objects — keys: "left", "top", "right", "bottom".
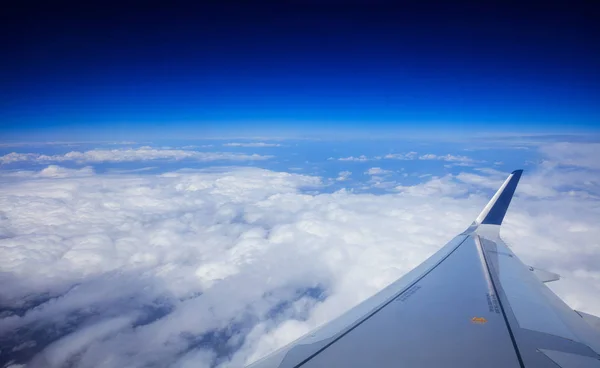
[{"left": 0, "top": 148, "right": 272, "bottom": 165}]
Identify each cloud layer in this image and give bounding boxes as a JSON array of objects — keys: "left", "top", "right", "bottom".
[
  {"left": 332, "top": 152, "right": 477, "bottom": 165},
  {"left": 0, "top": 148, "right": 272, "bottom": 165},
  {"left": 222, "top": 143, "right": 282, "bottom": 148},
  {"left": 1, "top": 146, "right": 599, "bottom": 367}
]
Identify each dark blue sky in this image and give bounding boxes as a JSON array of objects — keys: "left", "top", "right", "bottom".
[{"left": 2, "top": 2, "right": 599, "bottom": 140}]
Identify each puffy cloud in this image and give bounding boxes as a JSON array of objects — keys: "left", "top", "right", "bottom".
[
  {"left": 539, "top": 142, "right": 600, "bottom": 169},
  {"left": 418, "top": 153, "right": 476, "bottom": 164},
  {"left": 181, "top": 145, "right": 214, "bottom": 149},
  {"left": 0, "top": 152, "right": 40, "bottom": 164},
  {"left": 383, "top": 152, "right": 417, "bottom": 160},
  {"left": 460, "top": 165, "right": 600, "bottom": 199},
  {"left": 332, "top": 152, "right": 476, "bottom": 165},
  {"left": 0, "top": 165, "right": 96, "bottom": 181},
  {"left": 0, "top": 167, "right": 324, "bottom": 367},
  {"left": 0, "top": 154, "right": 599, "bottom": 367},
  {"left": 0, "top": 141, "right": 136, "bottom": 148},
  {"left": 364, "top": 168, "right": 396, "bottom": 189},
  {"left": 0, "top": 148, "right": 272, "bottom": 165},
  {"left": 378, "top": 151, "right": 477, "bottom": 165},
  {"left": 223, "top": 143, "right": 282, "bottom": 148},
  {"left": 337, "top": 155, "right": 369, "bottom": 162},
  {"left": 365, "top": 167, "right": 392, "bottom": 176},
  {"left": 335, "top": 171, "right": 352, "bottom": 181},
  {"left": 395, "top": 175, "right": 468, "bottom": 197}
]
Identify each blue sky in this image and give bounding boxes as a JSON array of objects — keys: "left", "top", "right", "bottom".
[{"left": 2, "top": 3, "right": 599, "bottom": 141}]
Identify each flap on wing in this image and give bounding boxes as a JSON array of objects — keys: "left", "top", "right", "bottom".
[
  {"left": 539, "top": 349, "right": 600, "bottom": 368},
  {"left": 475, "top": 170, "right": 523, "bottom": 226},
  {"left": 528, "top": 266, "right": 560, "bottom": 283},
  {"left": 576, "top": 310, "right": 600, "bottom": 334}
]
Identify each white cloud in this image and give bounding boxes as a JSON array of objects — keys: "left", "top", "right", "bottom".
[
  {"left": 0, "top": 152, "right": 40, "bottom": 164},
  {"left": 107, "top": 167, "right": 158, "bottom": 174},
  {"left": 331, "top": 152, "right": 475, "bottom": 164},
  {"left": 0, "top": 148, "right": 272, "bottom": 165},
  {"left": 0, "top": 155, "right": 599, "bottom": 367},
  {"left": 364, "top": 168, "right": 396, "bottom": 189},
  {"left": 223, "top": 143, "right": 282, "bottom": 148},
  {"left": 395, "top": 175, "right": 468, "bottom": 197},
  {"left": 383, "top": 152, "right": 417, "bottom": 160},
  {"left": 337, "top": 155, "right": 369, "bottom": 162},
  {"left": 418, "top": 153, "right": 476, "bottom": 164},
  {"left": 461, "top": 165, "right": 600, "bottom": 199},
  {"left": 539, "top": 142, "right": 600, "bottom": 170},
  {"left": 0, "top": 141, "right": 136, "bottom": 148},
  {"left": 37, "top": 165, "right": 96, "bottom": 178},
  {"left": 336, "top": 171, "right": 352, "bottom": 181},
  {"left": 31, "top": 316, "right": 136, "bottom": 367},
  {"left": 0, "top": 165, "right": 96, "bottom": 179},
  {"left": 366, "top": 178, "right": 397, "bottom": 190},
  {"left": 382, "top": 152, "right": 476, "bottom": 165},
  {"left": 181, "top": 145, "right": 214, "bottom": 149},
  {"left": 365, "top": 167, "right": 392, "bottom": 176}
]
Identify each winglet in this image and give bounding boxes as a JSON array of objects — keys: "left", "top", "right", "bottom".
[{"left": 475, "top": 170, "right": 523, "bottom": 226}]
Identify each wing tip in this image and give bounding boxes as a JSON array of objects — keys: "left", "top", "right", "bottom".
[{"left": 476, "top": 169, "right": 523, "bottom": 226}]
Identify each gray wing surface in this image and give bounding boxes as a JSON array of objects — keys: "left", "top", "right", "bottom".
[{"left": 247, "top": 170, "right": 600, "bottom": 368}]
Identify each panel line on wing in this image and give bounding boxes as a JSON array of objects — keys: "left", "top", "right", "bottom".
[{"left": 478, "top": 235, "right": 526, "bottom": 368}]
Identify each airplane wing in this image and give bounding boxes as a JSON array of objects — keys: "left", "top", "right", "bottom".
[{"left": 247, "top": 170, "right": 600, "bottom": 368}]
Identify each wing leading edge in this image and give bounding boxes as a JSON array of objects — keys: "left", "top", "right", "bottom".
[{"left": 247, "top": 170, "right": 600, "bottom": 368}]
